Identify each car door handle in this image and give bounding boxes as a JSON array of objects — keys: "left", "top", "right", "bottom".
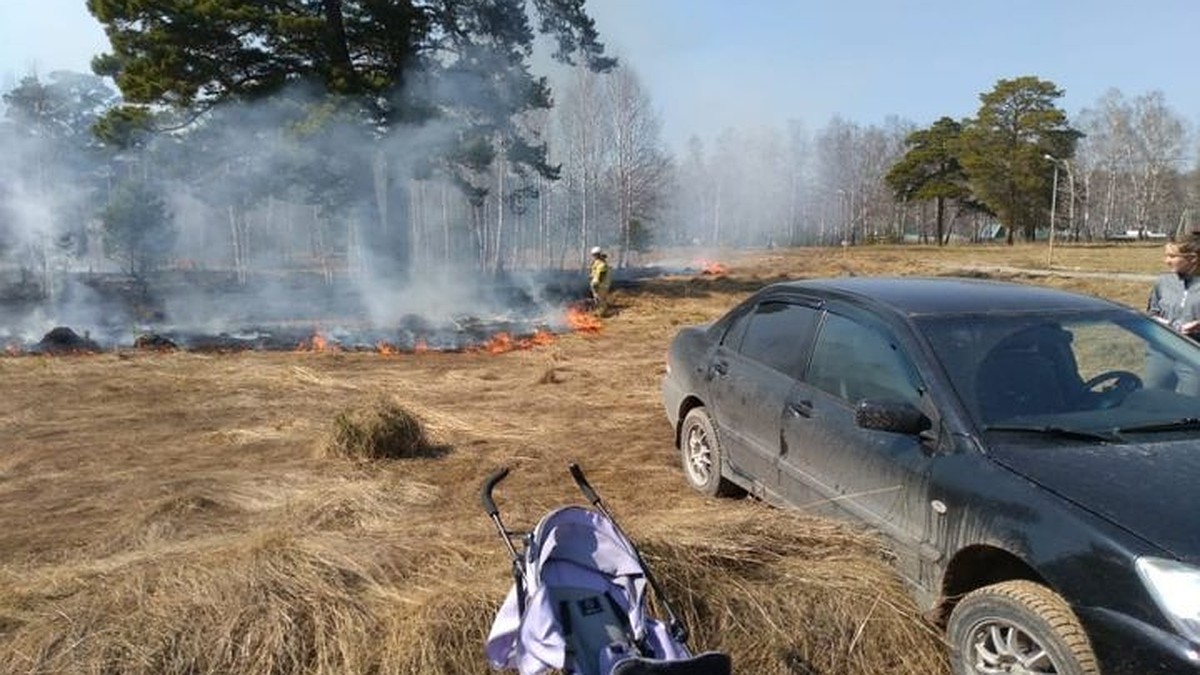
[
  {"left": 709, "top": 361, "right": 729, "bottom": 378},
  {"left": 786, "top": 400, "right": 813, "bottom": 418}
]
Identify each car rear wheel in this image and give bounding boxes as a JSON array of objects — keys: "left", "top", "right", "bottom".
[
  {"left": 679, "top": 407, "right": 743, "bottom": 498},
  {"left": 947, "top": 580, "right": 1098, "bottom": 675}
]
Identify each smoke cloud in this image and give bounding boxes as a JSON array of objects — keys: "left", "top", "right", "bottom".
[{"left": 1, "top": 73, "right": 582, "bottom": 353}]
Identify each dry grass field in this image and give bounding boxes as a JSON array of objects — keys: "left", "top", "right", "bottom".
[{"left": 0, "top": 242, "right": 1168, "bottom": 674}]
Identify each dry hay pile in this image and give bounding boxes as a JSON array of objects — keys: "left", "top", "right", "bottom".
[
  {"left": 637, "top": 507, "right": 948, "bottom": 674},
  {"left": 318, "top": 398, "right": 443, "bottom": 461},
  {"left": 0, "top": 470, "right": 491, "bottom": 675}
]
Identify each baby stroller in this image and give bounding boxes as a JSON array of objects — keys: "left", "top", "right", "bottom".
[{"left": 482, "top": 463, "right": 732, "bottom": 675}]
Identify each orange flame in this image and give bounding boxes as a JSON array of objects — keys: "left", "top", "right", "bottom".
[
  {"left": 484, "top": 332, "right": 515, "bottom": 354},
  {"left": 467, "top": 329, "right": 559, "bottom": 355},
  {"left": 290, "top": 322, "right": 568, "bottom": 357},
  {"left": 298, "top": 331, "right": 341, "bottom": 353},
  {"left": 695, "top": 259, "right": 728, "bottom": 276},
  {"left": 566, "top": 306, "right": 603, "bottom": 333}
]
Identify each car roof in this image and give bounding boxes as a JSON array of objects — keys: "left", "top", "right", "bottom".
[{"left": 768, "top": 276, "right": 1129, "bottom": 316}]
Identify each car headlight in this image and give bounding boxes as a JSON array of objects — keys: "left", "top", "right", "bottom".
[{"left": 1137, "top": 557, "right": 1200, "bottom": 642}]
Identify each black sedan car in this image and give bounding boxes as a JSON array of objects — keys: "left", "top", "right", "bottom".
[{"left": 661, "top": 276, "right": 1200, "bottom": 675}]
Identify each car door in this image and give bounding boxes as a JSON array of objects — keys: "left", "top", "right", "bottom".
[
  {"left": 707, "top": 299, "right": 820, "bottom": 493},
  {"left": 779, "top": 307, "right": 937, "bottom": 573}
]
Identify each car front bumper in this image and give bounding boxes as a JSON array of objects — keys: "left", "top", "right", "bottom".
[
  {"left": 1080, "top": 606, "right": 1200, "bottom": 674},
  {"left": 660, "top": 374, "right": 685, "bottom": 436}
]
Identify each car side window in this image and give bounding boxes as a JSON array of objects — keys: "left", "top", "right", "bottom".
[
  {"left": 736, "top": 301, "right": 820, "bottom": 379},
  {"left": 719, "top": 307, "right": 753, "bottom": 350},
  {"left": 808, "top": 313, "right": 923, "bottom": 405}
]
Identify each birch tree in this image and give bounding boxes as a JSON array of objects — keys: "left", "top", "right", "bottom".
[
  {"left": 603, "top": 67, "right": 670, "bottom": 266},
  {"left": 555, "top": 63, "right": 608, "bottom": 263},
  {"left": 1078, "top": 89, "right": 1190, "bottom": 238}
]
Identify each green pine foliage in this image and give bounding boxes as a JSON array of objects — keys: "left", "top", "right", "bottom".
[
  {"left": 885, "top": 76, "right": 1083, "bottom": 244},
  {"left": 957, "top": 76, "right": 1083, "bottom": 243},
  {"left": 86, "top": 0, "right": 614, "bottom": 168},
  {"left": 100, "top": 180, "right": 177, "bottom": 277},
  {"left": 885, "top": 117, "right": 972, "bottom": 246}
]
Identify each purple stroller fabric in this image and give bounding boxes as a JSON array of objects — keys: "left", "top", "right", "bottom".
[{"left": 486, "top": 506, "right": 691, "bottom": 675}]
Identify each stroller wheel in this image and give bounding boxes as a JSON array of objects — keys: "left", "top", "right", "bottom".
[{"left": 680, "top": 407, "right": 743, "bottom": 498}]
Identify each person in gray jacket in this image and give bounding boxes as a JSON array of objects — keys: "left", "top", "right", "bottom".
[
  {"left": 1148, "top": 234, "right": 1200, "bottom": 333},
  {"left": 1146, "top": 233, "right": 1200, "bottom": 393}
]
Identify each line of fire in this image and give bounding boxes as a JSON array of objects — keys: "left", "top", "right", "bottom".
[{"left": 1, "top": 261, "right": 728, "bottom": 357}]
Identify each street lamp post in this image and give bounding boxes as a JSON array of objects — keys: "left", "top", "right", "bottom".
[
  {"left": 836, "top": 188, "right": 849, "bottom": 247},
  {"left": 1044, "top": 154, "right": 1061, "bottom": 268}
]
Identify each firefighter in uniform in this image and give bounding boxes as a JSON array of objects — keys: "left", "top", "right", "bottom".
[{"left": 589, "top": 246, "right": 612, "bottom": 316}]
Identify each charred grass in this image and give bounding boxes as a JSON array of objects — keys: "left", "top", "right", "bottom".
[{"left": 0, "top": 243, "right": 1166, "bottom": 674}]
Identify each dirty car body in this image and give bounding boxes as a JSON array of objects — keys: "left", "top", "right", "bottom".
[{"left": 661, "top": 277, "right": 1200, "bottom": 674}]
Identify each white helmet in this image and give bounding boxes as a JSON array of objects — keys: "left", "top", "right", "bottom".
[{"left": 590, "top": 246, "right": 603, "bottom": 256}]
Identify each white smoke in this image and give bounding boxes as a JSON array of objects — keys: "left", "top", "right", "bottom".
[{"left": 2, "top": 71, "right": 579, "bottom": 352}]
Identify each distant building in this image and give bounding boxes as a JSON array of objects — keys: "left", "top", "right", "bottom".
[{"left": 1104, "top": 228, "right": 1168, "bottom": 241}]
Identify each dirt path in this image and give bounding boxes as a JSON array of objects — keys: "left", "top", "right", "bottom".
[{"left": 946, "top": 262, "right": 1156, "bottom": 282}]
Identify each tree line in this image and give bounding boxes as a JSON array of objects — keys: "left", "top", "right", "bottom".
[
  {"left": 674, "top": 79, "right": 1196, "bottom": 250},
  {"left": 2, "top": 1, "right": 1197, "bottom": 302}
]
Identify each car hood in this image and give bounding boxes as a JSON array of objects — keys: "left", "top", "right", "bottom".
[{"left": 987, "top": 439, "right": 1200, "bottom": 559}]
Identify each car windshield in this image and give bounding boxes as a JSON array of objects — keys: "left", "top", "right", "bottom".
[{"left": 917, "top": 310, "right": 1200, "bottom": 435}]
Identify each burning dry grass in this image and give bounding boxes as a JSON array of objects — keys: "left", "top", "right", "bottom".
[{"left": 0, "top": 243, "right": 1169, "bottom": 674}]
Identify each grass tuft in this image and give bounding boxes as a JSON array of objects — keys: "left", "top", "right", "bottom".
[{"left": 319, "top": 399, "right": 438, "bottom": 461}]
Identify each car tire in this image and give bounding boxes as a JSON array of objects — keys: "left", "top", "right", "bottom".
[
  {"left": 679, "top": 407, "right": 744, "bottom": 498},
  {"left": 947, "top": 579, "right": 1099, "bottom": 675}
]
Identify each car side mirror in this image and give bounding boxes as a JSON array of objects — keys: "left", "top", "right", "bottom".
[{"left": 855, "top": 399, "right": 932, "bottom": 435}]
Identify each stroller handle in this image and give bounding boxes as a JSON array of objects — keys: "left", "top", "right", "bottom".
[
  {"left": 480, "top": 467, "right": 510, "bottom": 516},
  {"left": 569, "top": 461, "right": 691, "bottom": 647},
  {"left": 568, "top": 462, "right": 601, "bottom": 506}
]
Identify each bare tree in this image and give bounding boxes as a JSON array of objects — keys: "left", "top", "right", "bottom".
[
  {"left": 1128, "top": 92, "right": 1188, "bottom": 233},
  {"left": 555, "top": 63, "right": 609, "bottom": 264},
  {"left": 603, "top": 67, "right": 670, "bottom": 266},
  {"left": 667, "top": 135, "right": 713, "bottom": 247},
  {"left": 1077, "top": 89, "right": 1190, "bottom": 238},
  {"left": 815, "top": 117, "right": 864, "bottom": 245},
  {"left": 784, "top": 119, "right": 814, "bottom": 245}
]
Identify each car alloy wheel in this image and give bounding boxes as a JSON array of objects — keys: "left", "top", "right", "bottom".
[
  {"left": 964, "top": 619, "right": 1054, "bottom": 673},
  {"left": 948, "top": 580, "right": 1098, "bottom": 675},
  {"left": 684, "top": 418, "right": 714, "bottom": 486},
  {"left": 679, "top": 407, "right": 743, "bottom": 498}
]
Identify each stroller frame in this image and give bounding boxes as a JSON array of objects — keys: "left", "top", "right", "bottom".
[{"left": 481, "top": 463, "right": 731, "bottom": 675}]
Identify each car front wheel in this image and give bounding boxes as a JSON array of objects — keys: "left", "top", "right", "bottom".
[
  {"left": 947, "top": 580, "right": 1098, "bottom": 675},
  {"left": 679, "top": 407, "right": 743, "bottom": 498}
]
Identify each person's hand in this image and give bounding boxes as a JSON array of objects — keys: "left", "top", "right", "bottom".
[{"left": 1180, "top": 320, "right": 1200, "bottom": 335}]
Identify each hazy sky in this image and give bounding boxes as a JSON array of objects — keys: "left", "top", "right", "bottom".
[{"left": 3, "top": 0, "right": 1197, "bottom": 150}]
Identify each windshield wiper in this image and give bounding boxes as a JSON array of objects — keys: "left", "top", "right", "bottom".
[
  {"left": 984, "top": 424, "right": 1121, "bottom": 443},
  {"left": 1116, "top": 417, "right": 1200, "bottom": 434}
]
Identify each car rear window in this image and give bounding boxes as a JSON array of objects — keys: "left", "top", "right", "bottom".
[{"left": 737, "top": 301, "right": 819, "bottom": 378}]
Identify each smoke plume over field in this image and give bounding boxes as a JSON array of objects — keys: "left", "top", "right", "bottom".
[{"left": 0, "top": 77, "right": 586, "bottom": 354}]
